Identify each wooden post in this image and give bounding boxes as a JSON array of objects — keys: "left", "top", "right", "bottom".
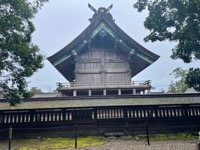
[
  {"left": 103, "top": 89, "right": 106, "bottom": 96},
  {"left": 29, "top": 110, "right": 34, "bottom": 123},
  {"left": 62, "top": 109, "right": 66, "bottom": 124},
  {"left": 74, "top": 124, "right": 77, "bottom": 149},
  {"left": 94, "top": 108, "right": 98, "bottom": 131},
  {"left": 197, "top": 132, "right": 200, "bottom": 150},
  {"left": 133, "top": 89, "right": 136, "bottom": 95},
  {"left": 88, "top": 90, "right": 91, "bottom": 96},
  {"left": 118, "top": 89, "right": 121, "bottom": 95},
  {"left": 9, "top": 126, "right": 12, "bottom": 150},
  {"left": 145, "top": 122, "right": 150, "bottom": 146},
  {"left": 73, "top": 90, "right": 77, "bottom": 96},
  {"left": 123, "top": 108, "right": 128, "bottom": 128}
]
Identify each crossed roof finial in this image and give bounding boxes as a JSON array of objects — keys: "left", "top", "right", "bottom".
[
  {"left": 88, "top": 3, "right": 113, "bottom": 13},
  {"left": 88, "top": 3, "right": 97, "bottom": 13}
]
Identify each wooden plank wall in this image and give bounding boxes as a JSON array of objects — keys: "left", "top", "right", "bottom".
[{"left": 75, "top": 48, "right": 131, "bottom": 86}]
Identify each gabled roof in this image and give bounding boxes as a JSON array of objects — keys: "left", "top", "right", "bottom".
[{"left": 48, "top": 5, "right": 159, "bottom": 82}]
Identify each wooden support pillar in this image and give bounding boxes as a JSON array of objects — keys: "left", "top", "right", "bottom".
[
  {"left": 58, "top": 91, "right": 62, "bottom": 97},
  {"left": 142, "top": 90, "right": 144, "bottom": 94},
  {"left": 133, "top": 89, "right": 136, "bottom": 95},
  {"left": 118, "top": 89, "right": 121, "bottom": 95},
  {"left": 88, "top": 90, "right": 91, "bottom": 96},
  {"left": 94, "top": 108, "right": 98, "bottom": 131},
  {"left": 103, "top": 89, "right": 106, "bottom": 96},
  {"left": 147, "top": 89, "right": 150, "bottom": 94},
  {"left": 73, "top": 90, "right": 77, "bottom": 96}
]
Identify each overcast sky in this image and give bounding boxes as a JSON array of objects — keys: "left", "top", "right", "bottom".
[{"left": 29, "top": 0, "right": 199, "bottom": 92}]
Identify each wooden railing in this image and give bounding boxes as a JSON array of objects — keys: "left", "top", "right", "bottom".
[{"left": 57, "top": 80, "right": 151, "bottom": 88}]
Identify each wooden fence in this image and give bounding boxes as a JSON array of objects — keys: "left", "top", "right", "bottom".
[{"left": 1, "top": 103, "right": 200, "bottom": 128}]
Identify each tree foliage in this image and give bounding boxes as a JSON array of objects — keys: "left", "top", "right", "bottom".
[
  {"left": 167, "top": 67, "right": 188, "bottom": 93},
  {"left": 134, "top": 0, "right": 200, "bottom": 91},
  {"left": 30, "top": 87, "right": 43, "bottom": 94},
  {"left": 185, "top": 68, "right": 200, "bottom": 92},
  {"left": 0, "top": 0, "right": 48, "bottom": 106}
]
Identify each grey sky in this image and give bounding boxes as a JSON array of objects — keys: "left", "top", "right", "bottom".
[{"left": 29, "top": 0, "right": 199, "bottom": 92}]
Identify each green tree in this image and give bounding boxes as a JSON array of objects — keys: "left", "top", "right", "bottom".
[
  {"left": 133, "top": 0, "right": 200, "bottom": 91},
  {"left": 0, "top": 0, "right": 48, "bottom": 106},
  {"left": 167, "top": 67, "right": 188, "bottom": 93},
  {"left": 30, "top": 87, "right": 43, "bottom": 94},
  {"left": 185, "top": 68, "right": 200, "bottom": 92}
]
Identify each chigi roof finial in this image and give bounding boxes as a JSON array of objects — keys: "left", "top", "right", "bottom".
[
  {"left": 88, "top": 3, "right": 113, "bottom": 13},
  {"left": 88, "top": 4, "right": 114, "bottom": 22},
  {"left": 106, "top": 4, "right": 113, "bottom": 12},
  {"left": 88, "top": 3, "right": 97, "bottom": 13}
]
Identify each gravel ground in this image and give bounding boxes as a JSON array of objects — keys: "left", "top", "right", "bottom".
[
  {"left": 0, "top": 139, "right": 197, "bottom": 150},
  {"left": 58, "top": 140, "right": 197, "bottom": 150}
]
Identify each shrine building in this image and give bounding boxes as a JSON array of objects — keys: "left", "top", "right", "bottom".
[{"left": 48, "top": 4, "right": 159, "bottom": 97}]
